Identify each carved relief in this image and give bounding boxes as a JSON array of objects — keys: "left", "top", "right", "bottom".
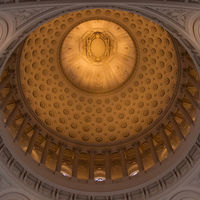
[
  {"left": 0, "top": 17, "right": 8, "bottom": 47},
  {"left": 185, "top": 12, "right": 200, "bottom": 49},
  {"left": 10, "top": 7, "right": 52, "bottom": 29},
  {"left": 0, "top": 175, "right": 10, "bottom": 191},
  {"left": 150, "top": 7, "right": 191, "bottom": 27},
  {"left": 0, "top": 192, "right": 30, "bottom": 200},
  {"left": 188, "top": 171, "right": 200, "bottom": 187},
  {"left": 170, "top": 190, "right": 200, "bottom": 200}
]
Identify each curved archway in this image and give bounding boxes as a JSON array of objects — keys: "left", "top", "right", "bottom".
[
  {"left": 170, "top": 190, "right": 200, "bottom": 200},
  {"left": 0, "top": 192, "right": 30, "bottom": 200}
]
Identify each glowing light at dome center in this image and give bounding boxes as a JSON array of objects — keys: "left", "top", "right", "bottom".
[
  {"left": 60, "top": 20, "right": 136, "bottom": 93},
  {"left": 84, "top": 31, "right": 112, "bottom": 62},
  {"left": 90, "top": 35, "right": 106, "bottom": 58}
]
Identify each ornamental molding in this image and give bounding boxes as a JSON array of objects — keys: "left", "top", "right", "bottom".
[
  {"left": 0, "top": 192, "right": 30, "bottom": 200},
  {"left": 0, "top": 125, "right": 199, "bottom": 200},
  {"left": 185, "top": 11, "right": 200, "bottom": 50},
  {"left": 9, "top": 7, "right": 55, "bottom": 30},
  {"left": 0, "top": 12, "right": 15, "bottom": 52},
  {"left": 187, "top": 171, "right": 200, "bottom": 187},
  {"left": 169, "top": 190, "right": 200, "bottom": 200},
  {"left": 146, "top": 7, "right": 192, "bottom": 28},
  {"left": 0, "top": 176, "right": 10, "bottom": 191},
  {"left": 0, "top": 17, "right": 8, "bottom": 46}
]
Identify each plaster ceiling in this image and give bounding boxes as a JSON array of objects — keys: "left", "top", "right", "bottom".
[
  {"left": 0, "top": 8, "right": 199, "bottom": 183},
  {"left": 19, "top": 9, "right": 178, "bottom": 145}
]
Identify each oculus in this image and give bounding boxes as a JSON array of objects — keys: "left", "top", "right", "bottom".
[{"left": 60, "top": 20, "right": 136, "bottom": 93}]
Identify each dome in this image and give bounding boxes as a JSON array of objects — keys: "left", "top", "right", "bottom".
[
  {"left": 0, "top": 6, "right": 200, "bottom": 200},
  {"left": 18, "top": 10, "right": 180, "bottom": 147}
]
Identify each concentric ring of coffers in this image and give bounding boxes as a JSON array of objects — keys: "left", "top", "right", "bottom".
[{"left": 19, "top": 9, "right": 179, "bottom": 145}]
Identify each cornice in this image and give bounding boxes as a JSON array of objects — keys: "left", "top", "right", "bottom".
[{"left": 0, "top": 117, "right": 200, "bottom": 199}]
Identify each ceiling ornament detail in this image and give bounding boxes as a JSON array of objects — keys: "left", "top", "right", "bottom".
[
  {"left": 149, "top": 7, "right": 191, "bottom": 27},
  {"left": 0, "top": 7, "right": 200, "bottom": 195},
  {"left": 0, "top": 192, "right": 31, "bottom": 200},
  {"left": 10, "top": 7, "right": 53, "bottom": 29},
  {"left": 60, "top": 19, "right": 136, "bottom": 93},
  {"left": 169, "top": 190, "right": 200, "bottom": 200},
  {"left": 80, "top": 29, "right": 113, "bottom": 63},
  {"left": 185, "top": 12, "right": 200, "bottom": 49},
  {"left": 0, "top": 17, "right": 8, "bottom": 47}
]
